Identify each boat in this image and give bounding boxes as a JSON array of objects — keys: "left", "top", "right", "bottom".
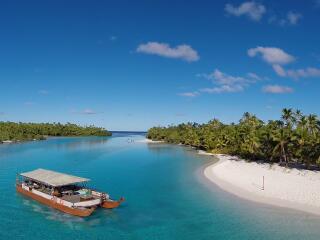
[{"left": 16, "top": 168, "right": 124, "bottom": 217}]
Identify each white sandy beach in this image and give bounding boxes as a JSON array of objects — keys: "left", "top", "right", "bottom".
[
  {"left": 204, "top": 154, "right": 320, "bottom": 216},
  {"left": 197, "top": 150, "right": 215, "bottom": 156},
  {"left": 136, "top": 138, "right": 164, "bottom": 143}
]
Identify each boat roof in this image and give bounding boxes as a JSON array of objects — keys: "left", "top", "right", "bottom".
[{"left": 20, "top": 168, "right": 90, "bottom": 187}]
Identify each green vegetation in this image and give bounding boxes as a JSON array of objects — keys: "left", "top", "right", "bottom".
[
  {"left": 0, "top": 122, "right": 111, "bottom": 142},
  {"left": 147, "top": 109, "right": 320, "bottom": 168}
]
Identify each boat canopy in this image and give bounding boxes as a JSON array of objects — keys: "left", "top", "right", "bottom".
[{"left": 20, "top": 168, "right": 90, "bottom": 187}]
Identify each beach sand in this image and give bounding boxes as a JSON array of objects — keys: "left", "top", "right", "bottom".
[
  {"left": 204, "top": 154, "right": 320, "bottom": 216},
  {"left": 136, "top": 138, "right": 164, "bottom": 143},
  {"left": 197, "top": 150, "right": 215, "bottom": 156}
]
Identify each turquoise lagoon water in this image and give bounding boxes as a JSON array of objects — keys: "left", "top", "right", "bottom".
[{"left": 1, "top": 132, "right": 320, "bottom": 240}]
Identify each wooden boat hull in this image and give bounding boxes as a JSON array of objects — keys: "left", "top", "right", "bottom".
[
  {"left": 102, "top": 197, "right": 124, "bottom": 209},
  {"left": 16, "top": 185, "right": 95, "bottom": 217}
]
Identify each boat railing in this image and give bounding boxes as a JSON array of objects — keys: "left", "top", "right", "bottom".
[{"left": 17, "top": 177, "right": 110, "bottom": 204}]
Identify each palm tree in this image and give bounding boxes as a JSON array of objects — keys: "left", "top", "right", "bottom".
[
  {"left": 271, "top": 126, "right": 290, "bottom": 165},
  {"left": 146, "top": 109, "right": 320, "bottom": 168},
  {"left": 307, "top": 114, "right": 319, "bottom": 136},
  {"left": 295, "top": 109, "right": 303, "bottom": 123},
  {"left": 282, "top": 108, "right": 294, "bottom": 127}
]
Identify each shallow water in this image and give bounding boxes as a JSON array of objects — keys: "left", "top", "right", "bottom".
[{"left": 1, "top": 133, "right": 320, "bottom": 239}]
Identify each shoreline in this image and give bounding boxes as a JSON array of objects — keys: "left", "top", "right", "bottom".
[
  {"left": 203, "top": 154, "right": 320, "bottom": 216},
  {"left": 136, "top": 138, "right": 164, "bottom": 143},
  {"left": 0, "top": 135, "right": 112, "bottom": 145},
  {"left": 144, "top": 138, "right": 320, "bottom": 216}
]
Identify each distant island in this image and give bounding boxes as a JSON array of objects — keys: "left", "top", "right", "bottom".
[
  {"left": 0, "top": 122, "right": 111, "bottom": 143},
  {"left": 147, "top": 108, "right": 320, "bottom": 168}
]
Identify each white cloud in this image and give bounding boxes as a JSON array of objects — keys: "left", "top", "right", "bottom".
[
  {"left": 270, "top": 11, "right": 302, "bottom": 26},
  {"left": 198, "top": 69, "right": 257, "bottom": 94},
  {"left": 248, "top": 46, "right": 320, "bottom": 79},
  {"left": 72, "top": 109, "right": 100, "bottom": 115},
  {"left": 184, "top": 70, "right": 264, "bottom": 97},
  {"left": 82, "top": 109, "right": 97, "bottom": 114},
  {"left": 272, "top": 65, "right": 320, "bottom": 79},
  {"left": 287, "top": 11, "right": 302, "bottom": 25},
  {"left": 287, "top": 67, "right": 320, "bottom": 79},
  {"left": 178, "top": 92, "right": 199, "bottom": 97},
  {"left": 212, "top": 69, "right": 248, "bottom": 85},
  {"left": 272, "top": 64, "right": 287, "bottom": 77},
  {"left": 225, "top": 1, "right": 266, "bottom": 21},
  {"left": 262, "top": 85, "right": 293, "bottom": 93},
  {"left": 247, "top": 72, "right": 262, "bottom": 80},
  {"left": 200, "top": 85, "right": 244, "bottom": 93},
  {"left": 202, "top": 69, "right": 254, "bottom": 85},
  {"left": 248, "top": 46, "right": 295, "bottom": 65},
  {"left": 137, "top": 42, "right": 199, "bottom": 62}
]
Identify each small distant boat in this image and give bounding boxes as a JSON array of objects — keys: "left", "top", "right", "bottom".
[{"left": 16, "top": 168, "right": 124, "bottom": 217}]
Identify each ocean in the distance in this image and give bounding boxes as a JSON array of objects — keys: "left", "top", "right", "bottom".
[{"left": 1, "top": 132, "right": 320, "bottom": 239}]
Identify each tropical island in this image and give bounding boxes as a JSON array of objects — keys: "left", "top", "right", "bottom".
[
  {"left": 147, "top": 108, "right": 320, "bottom": 167},
  {"left": 0, "top": 122, "right": 111, "bottom": 143},
  {"left": 147, "top": 108, "right": 320, "bottom": 215}
]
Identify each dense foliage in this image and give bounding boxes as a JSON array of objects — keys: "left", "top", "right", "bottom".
[
  {"left": 147, "top": 109, "right": 320, "bottom": 167},
  {"left": 0, "top": 122, "right": 111, "bottom": 142}
]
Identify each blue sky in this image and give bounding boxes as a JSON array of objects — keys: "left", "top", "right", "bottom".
[{"left": 0, "top": 0, "right": 320, "bottom": 131}]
